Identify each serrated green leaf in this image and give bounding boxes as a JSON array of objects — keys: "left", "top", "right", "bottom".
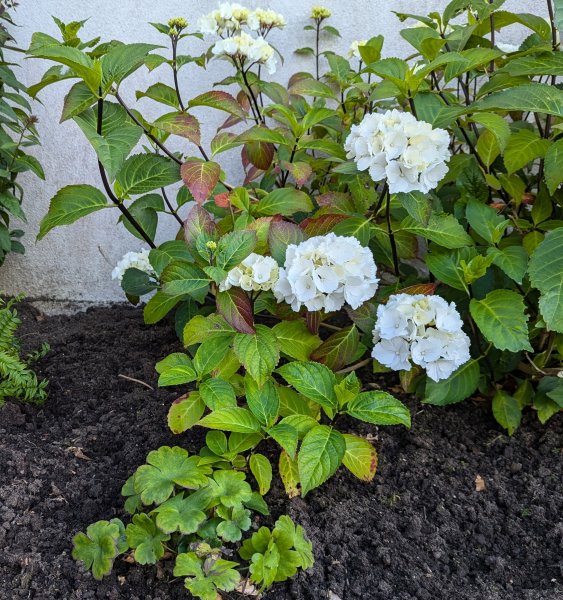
[
  {"left": 487, "top": 246, "right": 528, "bottom": 284},
  {"left": 342, "top": 434, "right": 378, "bottom": 482},
  {"left": 298, "top": 425, "right": 345, "bottom": 496},
  {"left": 197, "top": 407, "right": 262, "bottom": 434},
  {"left": 469, "top": 290, "right": 532, "bottom": 352},
  {"left": 168, "top": 392, "right": 206, "bottom": 434},
  {"left": 233, "top": 325, "right": 280, "bottom": 386},
  {"left": 277, "top": 361, "right": 337, "bottom": 414},
  {"left": 272, "top": 320, "right": 322, "bottom": 361},
  {"left": 117, "top": 154, "right": 180, "bottom": 195},
  {"left": 249, "top": 453, "right": 272, "bottom": 495},
  {"left": 400, "top": 213, "right": 473, "bottom": 249},
  {"left": 423, "top": 359, "right": 480, "bottom": 405},
  {"left": 245, "top": 375, "right": 279, "bottom": 426},
  {"left": 193, "top": 336, "right": 233, "bottom": 377},
  {"left": 255, "top": 188, "right": 313, "bottom": 217},
  {"left": 126, "top": 514, "right": 170, "bottom": 565},
  {"left": 492, "top": 390, "right": 522, "bottom": 435},
  {"left": 347, "top": 391, "right": 411, "bottom": 427},
  {"left": 72, "top": 520, "right": 126, "bottom": 580},
  {"left": 503, "top": 129, "right": 550, "bottom": 175}
]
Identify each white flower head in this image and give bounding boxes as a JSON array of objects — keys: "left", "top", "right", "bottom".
[
  {"left": 348, "top": 39, "right": 367, "bottom": 60},
  {"left": 344, "top": 109, "right": 451, "bottom": 194},
  {"left": 111, "top": 249, "right": 155, "bottom": 283},
  {"left": 248, "top": 8, "right": 286, "bottom": 33},
  {"left": 273, "top": 233, "right": 379, "bottom": 313},
  {"left": 371, "top": 294, "right": 470, "bottom": 381},
  {"left": 197, "top": 3, "right": 251, "bottom": 36},
  {"left": 212, "top": 31, "right": 278, "bottom": 73},
  {"left": 219, "top": 253, "right": 279, "bottom": 292}
]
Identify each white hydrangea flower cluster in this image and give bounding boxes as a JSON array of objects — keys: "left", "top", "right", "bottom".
[
  {"left": 371, "top": 294, "right": 470, "bottom": 381},
  {"left": 212, "top": 31, "right": 278, "bottom": 74},
  {"left": 344, "top": 109, "right": 451, "bottom": 194},
  {"left": 111, "top": 250, "right": 155, "bottom": 283},
  {"left": 248, "top": 8, "right": 286, "bottom": 33},
  {"left": 348, "top": 40, "right": 367, "bottom": 60},
  {"left": 273, "top": 233, "right": 379, "bottom": 313},
  {"left": 219, "top": 253, "right": 279, "bottom": 292},
  {"left": 197, "top": 3, "right": 251, "bottom": 35},
  {"left": 198, "top": 4, "right": 285, "bottom": 36}
]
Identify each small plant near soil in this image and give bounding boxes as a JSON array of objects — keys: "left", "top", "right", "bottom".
[
  {"left": 0, "top": 1, "right": 43, "bottom": 266},
  {"left": 26, "top": 0, "right": 563, "bottom": 594},
  {"left": 72, "top": 446, "right": 313, "bottom": 597},
  {"left": 0, "top": 295, "right": 49, "bottom": 407}
]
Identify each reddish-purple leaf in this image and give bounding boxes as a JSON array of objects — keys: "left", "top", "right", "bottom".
[
  {"left": 245, "top": 141, "right": 275, "bottom": 170},
  {"left": 184, "top": 204, "right": 215, "bottom": 248},
  {"left": 154, "top": 112, "right": 201, "bottom": 146},
  {"left": 268, "top": 221, "right": 305, "bottom": 265},
  {"left": 188, "top": 90, "right": 248, "bottom": 120},
  {"left": 243, "top": 165, "right": 263, "bottom": 185},
  {"left": 317, "top": 191, "right": 355, "bottom": 213},
  {"left": 214, "top": 192, "right": 231, "bottom": 208},
  {"left": 301, "top": 214, "right": 350, "bottom": 237},
  {"left": 181, "top": 160, "right": 221, "bottom": 204},
  {"left": 216, "top": 287, "right": 255, "bottom": 334},
  {"left": 283, "top": 161, "right": 313, "bottom": 187}
]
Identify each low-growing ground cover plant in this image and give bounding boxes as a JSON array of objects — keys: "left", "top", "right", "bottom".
[
  {"left": 0, "top": 295, "right": 49, "bottom": 407},
  {"left": 26, "top": 0, "right": 563, "bottom": 594},
  {"left": 0, "top": 0, "right": 43, "bottom": 266}
]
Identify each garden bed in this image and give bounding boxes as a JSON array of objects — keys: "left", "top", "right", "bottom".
[{"left": 0, "top": 304, "right": 561, "bottom": 600}]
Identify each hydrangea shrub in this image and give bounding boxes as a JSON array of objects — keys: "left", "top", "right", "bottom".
[{"left": 27, "top": 0, "right": 563, "bottom": 594}]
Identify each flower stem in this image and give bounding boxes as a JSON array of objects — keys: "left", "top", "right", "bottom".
[
  {"left": 385, "top": 188, "right": 400, "bottom": 276},
  {"left": 306, "top": 310, "right": 320, "bottom": 335}
]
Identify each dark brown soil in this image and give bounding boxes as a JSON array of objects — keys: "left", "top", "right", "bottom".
[{"left": 0, "top": 304, "right": 561, "bottom": 600}]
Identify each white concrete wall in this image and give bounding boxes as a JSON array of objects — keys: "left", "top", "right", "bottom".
[{"left": 1, "top": 0, "right": 543, "bottom": 306}]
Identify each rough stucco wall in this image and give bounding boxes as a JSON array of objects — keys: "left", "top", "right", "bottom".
[{"left": 1, "top": 0, "right": 543, "bottom": 306}]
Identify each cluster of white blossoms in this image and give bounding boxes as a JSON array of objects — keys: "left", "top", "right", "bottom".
[
  {"left": 219, "top": 253, "right": 279, "bottom": 292},
  {"left": 111, "top": 250, "right": 155, "bottom": 283},
  {"left": 344, "top": 109, "right": 451, "bottom": 194},
  {"left": 198, "top": 4, "right": 285, "bottom": 36},
  {"left": 371, "top": 294, "right": 470, "bottom": 381},
  {"left": 273, "top": 233, "right": 379, "bottom": 313},
  {"left": 212, "top": 31, "right": 278, "bottom": 74},
  {"left": 348, "top": 40, "right": 367, "bottom": 60}
]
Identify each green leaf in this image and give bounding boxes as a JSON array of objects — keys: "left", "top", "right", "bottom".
[
  {"left": 61, "top": 81, "right": 97, "bottom": 122},
  {"left": 216, "top": 505, "right": 252, "bottom": 542},
  {"left": 272, "top": 320, "right": 322, "bottom": 361},
  {"left": 136, "top": 82, "right": 179, "bottom": 108},
  {"left": 279, "top": 451, "right": 300, "bottom": 497},
  {"left": 216, "top": 230, "right": 257, "bottom": 271},
  {"left": 347, "top": 391, "right": 411, "bottom": 427},
  {"left": 426, "top": 246, "right": 475, "bottom": 292},
  {"left": 255, "top": 188, "right": 313, "bottom": 217},
  {"left": 289, "top": 78, "right": 335, "bottom": 99},
  {"left": 528, "top": 229, "right": 563, "bottom": 333},
  {"left": 188, "top": 90, "right": 248, "bottom": 119},
  {"left": 466, "top": 198, "right": 507, "bottom": 244},
  {"left": 544, "top": 138, "right": 563, "bottom": 195},
  {"left": 503, "top": 129, "right": 550, "bottom": 175},
  {"left": 200, "top": 379, "right": 237, "bottom": 411},
  {"left": 500, "top": 53, "right": 563, "bottom": 77},
  {"left": 158, "top": 354, "right": 197, "bottom": 386},
  {"left": 395, "top": 191, "right": 432, "bottom": 226},
  {"left": 298, "top": 425, "right": 345, "bottom": 496},
  {"left": 38, "top": 184, "right": 109, "bottom": 240},
  {"left": 102, "top": 43, "right": 162, "bottom": 88},
  {"left": 469, "top": 111, "right": 511, "bottom": 151},
  {"left": 153, "top": 492, "right": 208, "bottom": 535},
  {"left": 310, "top": 326, "right": 365, "bottom": 371},
  {"left": 143, "top": 291, "right": 181, "bottom": 324},
  {"left": 211, "top": 469, "right": 253, "bottom": 507},
  {"left": 473, "top": 83, "right": 563, "bottom": 119},
  {"left": 277, "top": 361, "right": 337, "bottom": 414},
  {"left": 400, "top": 213, "right": 474, "bottom": 249},
  {"left": 268, "top": 221, "right": 305, "bottom": 265},
  {"left": 149, "top": 241, "right": 192, "bottom": 275},
  {"left": 423, "top": 359, "right": 480, "bottom": 405},
  {"left": 197, "top": 407, "right": 262, "bottom": 434},
  {"left": 267, "top": 423, "right": 299, "bottom": 459},
  {"left": 342, "top": 434, "right": 378, "bottom": 482},
  {"left": 193, "top": 336, "right": 233, "bottom": 377},
  {"left": 175, "top": 553, "right": 240, "bottom": 600},
  {"left": 249, "top": 453, "right": 273, "bottom": 495},
  {"left": 180, "top": 160, "right": 221, "bottom": 204},
  {"left": 245, "top": 375, "right": 279, "bottom": 426},
  {"left": 72, "top": 520, "right": 126, "bottom": 580},
  {"left": 134, "top": 446, "right": 209, "bottom": 505},
  {"left": 492, "top": 390, "right": 522, "bottom": 435},
  {"left": 168, "top": 392, "right": 206, "bottom": 434},
  {"left": 183, "top": 314, "right": 236, "bottom": 345},
  {"left": 117, "top": 154, "right": 181, "bottom": 195},
  {"left": 154, "top": 112, "right": 201, "bottom": 145},
  {"left": 233, "top": 325, "right": 280, "bottom": 387},
  {"left": 469, "top": 290, "right": 532, "bottom": 352},
  {"left": 121, "top": 193, "right": 164, "bottom": 242},
  {"left": 487, "top": 246, "right": 528, "bottom": 284},
  {"left": 332, "top": 216, "right": 373, "bottom": 246},
  {"left": 161, "top": 262, "right": 209, "bottom": 302},
  {"left": 125, "top": 514, "right": 170, "bottom": 565}
]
